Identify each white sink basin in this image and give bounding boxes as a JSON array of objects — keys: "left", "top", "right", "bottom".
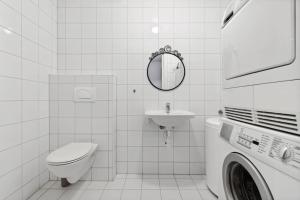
[{"left": 145, "top": 110, "right": 195, "bottom": 129}]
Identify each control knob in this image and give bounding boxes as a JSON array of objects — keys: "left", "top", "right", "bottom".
[{"left": 278, "top": 146, "right": 292, "bottom": 161}]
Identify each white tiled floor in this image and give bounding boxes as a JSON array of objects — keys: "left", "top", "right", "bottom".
[{"left": 28, "top": 175, "right": 217, "bottom": 200}]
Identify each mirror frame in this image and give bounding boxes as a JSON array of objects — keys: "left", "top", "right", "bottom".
[{"left": 147, "top": 45, "right": 186, "bottom": 91}]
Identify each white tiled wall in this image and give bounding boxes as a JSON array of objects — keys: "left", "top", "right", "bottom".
[
  {"left": 56, "top": 0, "right": 228, "bottom": 175},
  {"left": 0, "top": 0, "right": 232, "bottom": 198},
  {"left": 0, "top": 0, "right": 57, "bottom": 199},
  {"left": 49, "top": 75, "right": 117, "bottom": 181}
]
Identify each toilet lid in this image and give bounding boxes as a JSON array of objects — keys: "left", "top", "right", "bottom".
[{"left": 47, "top": 143, "right": 93, "bottom": 164}]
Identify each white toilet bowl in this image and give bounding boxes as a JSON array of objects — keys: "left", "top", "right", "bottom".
[{"left": 46, "top": 143, "right": 98, "bottom": 184}]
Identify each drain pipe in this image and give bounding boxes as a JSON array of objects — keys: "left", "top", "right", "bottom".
[{"left": 160, "top": 126, "right": 171, "bottom": 145}]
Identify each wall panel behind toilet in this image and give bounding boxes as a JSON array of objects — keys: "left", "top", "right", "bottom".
[{"left": 49, "top": 75, "right": 116, "bottom": 181}]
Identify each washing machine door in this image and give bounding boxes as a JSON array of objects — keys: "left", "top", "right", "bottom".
[{"left": 223, "top": 153, "right": 273, "bottom": 200}]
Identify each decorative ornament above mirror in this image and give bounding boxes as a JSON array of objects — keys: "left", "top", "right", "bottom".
[{"left": 147, "top": 45, "right": 186, "bottom": 91}]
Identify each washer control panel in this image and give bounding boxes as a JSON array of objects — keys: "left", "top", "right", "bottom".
[
  {"left": 235, "top": 128, "right": 261, "bottom": 150},
  {"left": 222, "top": 119, "right": 300, "bottom": 180},
  {"left": 236, "top": 129, "right": 300, "bottom": 170},
  {"left": 238, "top": 132, "right": 251, "bottom": 148},
  {"left": 237, "top": 129, "right": 259, "bottom": 149},
  {"left": 269, "top": 137, "right": 300, "bottom": 169}
]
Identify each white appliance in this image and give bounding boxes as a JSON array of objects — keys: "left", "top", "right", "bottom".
[
  {"left": 205, "top": 118, "right": 221, "bottom": 196},
  {"left": 222, "top": 0, "right": 300, "bottom": 136},
  {"left": 217, "top": 118, "right": 300, "bottom": 200}
]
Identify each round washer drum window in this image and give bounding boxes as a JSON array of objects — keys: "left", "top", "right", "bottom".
[
  {"left": 229, "top": 162, "right": 261, "bottom": 200},
  {"left": 223, "top": 153, "right": 274, "bottom": 200}
]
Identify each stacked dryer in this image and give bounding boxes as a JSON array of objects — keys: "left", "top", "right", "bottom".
[{"left": 222, "top": 0, "right": 300, "bottom": 131}]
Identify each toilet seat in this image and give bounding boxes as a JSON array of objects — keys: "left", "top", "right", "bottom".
[
  {"left": 47, "top": 143, "right": 93, "bottom": 166},
  {"left": 48, "top": 154, "right": 88, "bottom": 166}
]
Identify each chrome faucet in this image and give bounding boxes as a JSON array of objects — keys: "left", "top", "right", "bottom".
[{"left": 166, "top": 102, "right": 171, "bottom": 114}]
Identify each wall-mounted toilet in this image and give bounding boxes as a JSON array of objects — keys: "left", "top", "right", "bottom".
[{"left": 46, "top": 143, "right": 98, "bottom": 186}]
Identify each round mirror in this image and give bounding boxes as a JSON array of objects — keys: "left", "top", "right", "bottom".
[{"left": 147, "top": 46, "right": 185, "bottom": 91}]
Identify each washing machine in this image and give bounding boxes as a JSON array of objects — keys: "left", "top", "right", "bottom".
[{"left": 217, "top": 118, "right": 300, "bottom": 200}]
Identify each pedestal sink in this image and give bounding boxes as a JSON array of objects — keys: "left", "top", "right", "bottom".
[{"left": 145, "top": 110, "right": 195, "bottom": 129}]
